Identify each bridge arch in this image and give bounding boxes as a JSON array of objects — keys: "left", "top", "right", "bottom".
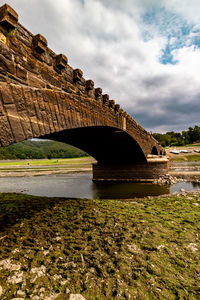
[
  {"left": 151, "top": 146, "right": 158, "bottom": 155},
  {"left": 43, "top": 126, "right": 147, "bottom": 164},
  {"left": 0, "top": 3, "right": 168, "bottom": 181}
]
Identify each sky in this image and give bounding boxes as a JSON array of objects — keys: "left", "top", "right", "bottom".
[{"left": 1, "top": 0, "right": 200, "bottom": 133}]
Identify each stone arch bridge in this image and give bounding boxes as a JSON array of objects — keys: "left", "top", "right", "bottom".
[{"left": 0, "top": 4, "right": 168, "bottom": 181}]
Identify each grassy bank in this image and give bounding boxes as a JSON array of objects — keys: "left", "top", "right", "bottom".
[
  {"left": 165, "top": 145, "right": 200, "bottom": 162},
  {"left": 170, "top": 154, "right": 200, "bottom": 162},
  {"left": 0, "top": 157, "right": 94, "bottom": 177},
  {"left": 0, "top": 157, "right": 92, "bottom": 167},
  {"left": 0, "top": 193, "right": 200, "bottom": 299}
]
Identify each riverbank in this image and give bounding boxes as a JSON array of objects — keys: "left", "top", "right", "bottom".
[
  {"left": 0, "top": 192, "right": 200, "bottom": 299},
  {"left": 0, "top": 155, "right": 199, "bottom": 184},
  {"left": 165, "top": 146, "right": 200, "bottom": 162},
  {"left": 0, "top": 157, "right": 95, "bottom": 177}
]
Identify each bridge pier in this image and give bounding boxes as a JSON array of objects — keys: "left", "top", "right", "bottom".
[{"left": 93, "top": 157, "right": 169, "bottom": 182}]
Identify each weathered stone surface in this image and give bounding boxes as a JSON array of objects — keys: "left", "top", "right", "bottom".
[
  {"left": 102, "top": 94, "right": 109, "bottom": 105},
  {"left": 0, "top": 4, "right": 18, "bottom": 32},
  {"left": 95, "top": 88, "right": 102, "bottom": 99},
  {"left": 31, "top": 91, "right": 45, "bottom": 136},
  {"left": 0, "top": 32, "right": 6, "bottom": 44},
  {"left": 93, "top": 159, "right": 169, "bottom": 181},
  {"left": 10, "top": 84, "right": 26, "bottom": 111},
  {"left": 32, "top": 34, "right": 47, "bottom": 54},
  {"left": 86, "top": 79, "right": 94, "bottom": 90},
  {"left": 114, "top": 104, "right": 120, "bottom": 112},
  {"left": 0, "top": 83, "right": 13, "bottom": 104},
  {"left": 55, "top": 54, "right": 68, "bottom": 70},
  {"left": 28, "top": 73, "right": 46, "bottom": 89},
  {"left": 16, "top": 65, "right": 27, "bottom": 81},
  {"left": 11, "top": 85, "right": 33, "bottom": 139},
  {"left": 40, "top": 70, "right": 61, "bottom": 88},
  {"left": 23, "top": 88, "right": 41, "bottom": 137},
  {"left": 4, "top": 103, "right": 25, "bottom": 142},
  {"left": 0, "top": 115, "right": 14, "bottom": 146},
  {"left": 0, "top": 54, "right": 15, "bottom": 75},
  {"left": 108, "top": 99, "right": 115, "bottom": 108},
  {"left": 73, "top": 68, "right": 83, "bottom": 82},
  {"left": 0, "top": 42, "right": 12, "bottom": 60}
]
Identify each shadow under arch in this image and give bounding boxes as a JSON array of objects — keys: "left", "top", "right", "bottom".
[
  {"left": 42, "top": 126, "right": 147, "bottom": 164},
  {"left": 151, "top": 146, "right": 158, "bottom": 155}
]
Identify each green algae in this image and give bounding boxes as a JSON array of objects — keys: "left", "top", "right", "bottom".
[{"left": 0, "top": 192, "right": 200, "bottom": 299}]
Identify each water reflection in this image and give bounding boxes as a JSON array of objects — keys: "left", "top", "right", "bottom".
[
  {"left": 92, "top": 181, "right": 169, "bottom": 199},
  {"left": 0, "top": 172, "right": 199, "bottom": 199},
  {"left": 170, "top": 181, "right": 200, "bottom": 194}
]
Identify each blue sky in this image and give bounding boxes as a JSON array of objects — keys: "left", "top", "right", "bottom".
[
  {"left": 1, "top": 0, "right": 200, "bottom": 133},
  {"left": 142, "top": 6, "right": 200, "bottom": 65}
]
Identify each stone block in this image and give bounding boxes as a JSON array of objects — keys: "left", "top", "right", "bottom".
[
  {"left": 0, "top": 54, "right": 15, "bottom": 75},
  {"left": 0, "top": 83, "right": 13, "bottom": 104},
  {"left": 55, "top": 54, "right": 68, "bottom": 70},
  {"left": 4, "top": 103, "right": 25, "bottom": 142},
  {"left": 17, "top": 111, "right": 33, "bottom": 139},
  {"left": 32, "top": 34, "right": 47, "bottom": 54},
  {"left": 114, "top": 104, "right": 120, "bottom": 112},
  {"left": 108, "top": 100, "right": 115, "bottom": 108},
  {"left": 95, "top": 88, "right": 102, "bottom": 99},
  {"left": 73, "top": 68, "right": 83, "bottom": 82},
  {"left": 23, "top": 88, "right": 36, "bottom": 117},
  {"left": 0, "top": 42, "right": 12, "bottom": 61},
  {"left": 0, "top": 32, "right": 6, "bottom": 44},
  {"left": 102, "top": 94, "right": 109, "bottom": 105},
  {"left": 16, "top": 65, "right": 27, "bottom": 81},
  {"left": 93, "top": 160, "right": 169, "bottom": 181},
  {"left": 41, "top": 70, "right": 61, "bottom": 88},
  {"left": 86, "top": 80, "right": 94, "bottom": 90},
  {"left": 11, "top": 85, "right": 26, "bottom": 112},
  {"left": 0, "top": 115, "right": 14, "bottom": 146},
  {"left": 0, "top": 4, "right": 18, "bottom": 32},
  {"left": 28, "top": 73, "right": 46, "bottom": 89}
]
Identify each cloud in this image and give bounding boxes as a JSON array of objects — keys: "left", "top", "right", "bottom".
[{"left": 1, "top": 0, "right": 200, "bottom": 132}]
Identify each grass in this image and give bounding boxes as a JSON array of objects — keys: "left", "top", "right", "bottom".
[
  {"left": 0, "top": 157, "right": 92, "bottom": 167},
  {"left": 187, "top": 144, "right": 200, "bottom": 147},
  {"left": 0, "top": 192, "right": 200, "bottom": 299},
  {"left": 170, "top": 154, "right": 200, "bottom": 162}
]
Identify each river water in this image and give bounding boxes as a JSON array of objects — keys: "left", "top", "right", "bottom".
[{"left": 0, "top": 164, "right": 199, "bottom": 199}]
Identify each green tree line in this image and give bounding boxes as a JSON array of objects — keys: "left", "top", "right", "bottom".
[
  {"left": 0, "top": 140, "right": 89, "bottom": 160},
  {"left": 153, "top": 125, "right": 200, "bottom": 147}
]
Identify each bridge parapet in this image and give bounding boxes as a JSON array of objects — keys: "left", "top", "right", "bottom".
[{"left": 0, "top": 3, "right": 165, "bottom": 167}]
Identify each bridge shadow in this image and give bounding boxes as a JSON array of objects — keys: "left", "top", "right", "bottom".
[
  {"left": 0, "top": 193, "right": 77, "bottom": 232},
  {"left": 92, "top": 181, "right": 170, "bottom": 199},
  {"left": 43, "top": 126, "right": 147, "bottom": 164}
]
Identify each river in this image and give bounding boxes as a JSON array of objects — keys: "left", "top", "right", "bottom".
[{"left": 0, "top": 161, "right": 199, "bottom": 199}]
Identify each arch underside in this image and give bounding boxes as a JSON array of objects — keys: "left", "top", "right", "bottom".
[
  {"left": 42, "top": 126, "right": 147, "bottom": 164},
  {"left": 151, "top": 146, "right": 158, "bottom": 155}
]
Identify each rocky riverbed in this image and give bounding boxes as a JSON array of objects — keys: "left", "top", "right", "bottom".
[{"left": 0, "top": 191, "right": 200, "bottom": 299}]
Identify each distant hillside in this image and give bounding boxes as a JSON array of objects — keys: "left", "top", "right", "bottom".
[{"left": 0, "top": 140, "right": 89, "bottom": 160}]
